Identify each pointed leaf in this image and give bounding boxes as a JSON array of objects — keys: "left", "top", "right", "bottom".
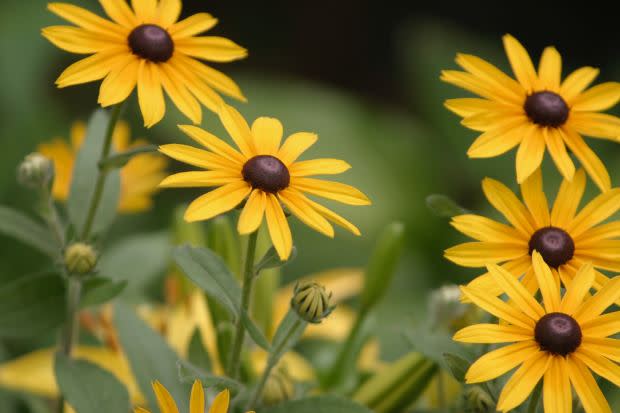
[{"left": 0, "top": 206, "right": 57, "bottom": 257}]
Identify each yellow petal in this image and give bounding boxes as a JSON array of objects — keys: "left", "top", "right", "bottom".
[
  {"left": 574, "top": 240, "right": 620, "bottom": 272},
  {"left": 185, "top": 181, "right": 251, "bottom": 222},
  {"left": 561, "top": 262, "right": 594, "bottom": 315},
  {"left": 466, "top": 119, "right": 526, "bottom": 158},
  {"left": 278, "top": 189, "right": 334, "bottom": 238},
  {"left": 450, "top": 214, "right": 527, "bottom": 243},
  {"left": 208, "top": 389, "right": 230, "bottom": 413},
  {"left": 159, "top": 171, "right": 241, "bottom": 188},
  {"left": 567, "top": 187, "right": 620, "bottom": 239},
  {"left": 159, "top": 63, "right": 202, "bottom": 124},
  {"left": 516, "top": 125, "right": 545, "bottom": 183},
  {"left": 56, "top": 49, "right": 127, "bottom": 88},
  {"left": 544, "top": 127, "right": 575, "bottom": 182},
  {"left": 581, "top": 311, "right": 620, "bottom": 338},
  {"left": 461, "top": 110, "right": 525, "bottom": 132},
  {"left": 531, "top": 251, "right": 561, "bottom": 312},
  {"left": 98, "top": 55, "right": 139, "bottom": 107},
  {"left": 158, "top": 144, "right": 234, "bottom": 170},
  {"left": 574, "top": 348, "right": 620, "bottom": 388},
  {"left": 502, "top": 34, "right": 538, "bottom": 92},
  {"left": 42, "top": 25, "right": 122, "bottom": 54},
  {"left": 576, "top": 222, "right": 620, "bottom": 245},
  {"left": 99, "top": 0, "right": 136, "bottom": 28},
  {"left": 550, "top": 168, "right": 586, "bottom": 228},
  {"left": 487, "top": 263, "right": 544, "bottom": 320},
  {"left": 178, "top": 125, "right": 245, "bottom": 165},
  {"left": 581, "top": 337, "right": 620, "bottom": 363},
  {"left": 444, "top": 98, "right": 499, "bottom": 117},
  {"left": 265, "top": 194, "right": 292, "bottom": 260},
  {"left": 520, "top": 167, "right": 550, "bottom": 228},
  {"left": 152, "top": 380, "right": 179, "bottom": 413},
  {"left": 169, "top": 13, "right": 218, "bottom": 38},
  {"left": 175, "top": 36, "right": 247, "bottom": 62},
  {"left": 189, "top": 379, "right": 205, "bottom": 413},
  {"left": 218, "top": 104, "right": 256, "bottom": 157},
  {"left": 465, "top": 255, "right": 531, "bottom": 297},
  {"left": 572, "top": 82, "right": 620, "bottom": 112},
  {"left": 298, "top": 196, "right": 361, "bottom": 236},
  {"left": 440, "top": 70, "right": 518, "bottom": 104},
  {"left": 537, "top": 46, "right": 562, "bottom": 91},
  {"left": 157, "top": 0, "right": 181, "bottom": 28},
  {"left": 173, "top": 55, "right": 245, "bottom": 101},
  {"left": 131, "top": 0, "right": 157, "bottom": 22},
  {"left": 291, "top": 177, "right": 370, "bottom": 206},
  {"left": 543, "top": 356, "right": 572, "bottom": 413},
  {"left": 560, "top": 127, "right": 610, "bottom": 193},
  {"left": 560, "top": 66, "right": 600, "bottom": 103},
  {"left": 567, "top": 356, "right": 611, "bottom": 413},
  {"left": 455, "top": 53, "right": 524, "bottom": 102},
  {"left": 237, "top": 190, "right": 267, "bottom": 234},
  {"left": 569, "top": 112, "right": 620, "bottom": 140},
  {"left": 444, "top": 242, "right": 526, "bottom": 268},
  {"left": 574, "top": 276, "right": 620, "bottom": 324},
  {"left": 289, "top": 159, "right": 351, "bottom": 177},
  {"left": 277, "top": 132, "right": 318, "bottom": 165},
  {"left": 464, "top": 341, "right": 538, "bottom": 383},
  {"left": 460, "top": 286, "right": 534, "bottom": 329},
  {"left": 137, "top": 61, "right": 165, "bottom": 128},
  {"left": 482, "top": 177, "right": 535, "bottom": 238},
  {"left": 453, "top": 323, "right": 532, "bottom": 343},
  {"left": 496, "top": 352, "right": 550, "bottom": 412},
  {"left": 252, "top": 117, "right": 283, "bottom": 155},
  {"left": 47, "top": 2, "right": 125, "bottom": 37},
  {"left": 167, "top": 56, "right": 223, "bottom": 113}
]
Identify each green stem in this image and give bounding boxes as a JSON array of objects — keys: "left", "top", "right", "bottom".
[
  {"left": 40, "top": 185, "right": 65, "bottom": 254},
  {"left": 228, "top": 231, "right": 259, "bottom": 379},
  {"left": 79, "top": 104, "right": 123, "bottom": 241},
  {"left": 57, "top": 277, "right": 82, "bottom": 413}
]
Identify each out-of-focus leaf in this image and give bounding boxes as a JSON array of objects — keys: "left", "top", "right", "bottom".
[
  {"left": 98, "top": 145, "right": 157, "bottom": 170},
  {"left": 254, "top": 246, "right": 296, "bottom": 273},
  {"left": 0, "top": 271, "right": 65, "bottom": 338},
  {"left": 443, "top": 352, "right": 470, "bottom": 383},
  {"left": 54, "top": 353, "right": 130, "bottom": 413},
  {"left": 114, "top": 302, "right": 189, "bottom": 412},
  {"left": 80, "top": 277, "right": 127, "bottom": 309},
  {"left": 426, "top": 194, "right": 468, "bottom": 218},
  {"left": 241, "top": 311, "right": 271, "bottom": 351},
  {"left": 0, "top": 205, "right": 57, "bottom": 257},
  {"left": 404, "top": 327, "right": 473, "bottom": 370},
  {"left": 177, "top": 359, "right": 242, "bottom": 393},
  {"left": 262, "top": 395, "right": 373, "bottom": 413},
  {"left": 188, "top": 329, "right": 212, "bottom": 372},
  {"left": 67, "top": 109, "right": 120, "bottom": 237}
]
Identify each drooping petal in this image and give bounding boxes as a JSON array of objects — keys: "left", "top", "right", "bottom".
[
  {"left": 167, "top": 56, "right": 223, "bottom": 113},
  {"left": 299, "top": 195, "right": 361, "bottom": 236},
  {"left": 560, "top": 127, "right": 610, "bottom": 193},
  {"left": 252, "top": 117, "right": 283, "bottom": 155},
  {"left": 152, "top": 381, "right": 180, "bottom": 413},
  {"left": 574, "top": 277, "right": 620, "bottom": 324},
  {"left": 550, "top": 168, "right": 586, "bottom": 228},
  {"left": 465, "top": 341, "right": 538, "bottom": 383},
  {"left": 453, "top": 323, "right": 532, "bottom": 343},
  {"left": 291, "top": 177, "right": 371, "bottom": 206},
  {"left": 502, "top": 34, "right": 538, "bottom": 92},
  {"left": 566, "top": 356, "right": 611, "bottom": 413},
  {"left": 169, "top": 13, "right": 218, "bottom": 38},
  {"left": 487, "top": 263, "right": 545, "bottom": 321},
  {"left": 482, "top": 177, "right": 536, "bottom": 237},
  {"left": 278, "top": 189, "right": 334, "bottom": 238},
  {"left": 531, "top": 251, "right": 561, "bottom": 313},
  {"left": 520, "top": 167, "right": 550, "bottom": 228},
  {"left": 460, "top": 286, "right": 534, "bottom": 329},
  {"left": 516, "top": 125, "right": 545, "bottom": 183},
  {"left": 175, "top": 36, "right": 247, "bottom": 62},
  {"left": 178, "top": 125, "right": 244, "bottom": 165},
  {"left": 173, "top": 55, "right": 245, "bottom": 101},
  {"left": 237, "top": 189, "right": 266, "bottom": 235},
  {"left": 543, "top": 356, "right": 572, "bottom": 413},
  {"left": 189, "top": 379, "right": 205, "bottom": 413},
  {"left": 277, "top": 132, "right": 318, "bottom": 165},
  {"left": 265, "top": 194, "right": 293, "bottom": 260},
  {"left": 137, "top": 61, "right": 165, "bottom": 128},
  {"left": 496, "top": 352, "right": 550, "bottom": 412},
  {"left": 537, "top": 46, "right": 562, "bottom": 91},
  {"left": 560, "top": 66, "right": 600, "bottom": 103},
  {"left": 184, "top": 182, "right": 251, "bottom": 222},
  {"left": 545, "top": 127, "right": 575, "bottom": 182},
  {"left": 208, "top": 389, "right": 230, "bottom": 413},
  {"left": 450, "top": 214, "right": 527, "bottom": 243},
  {"left": 561, "top": 262, "right": 595, "bottom": 315},
  {"left": 159, "top": 171, "right": 241, "bottom": 188},
  {"left": 572, "top": 82, "right": 620, "bottom": 112},
  {"left": 159, "top": 63, "right": 202, "bottom": 124}
]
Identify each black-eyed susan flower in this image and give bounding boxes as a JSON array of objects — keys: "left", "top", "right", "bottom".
[
  {"left": 159, "top": 104, "right": 371, "bottom": 260},
  {"left": 442, "top": 34, "right": 620, "bottom": 191},
  {"left": 38, "top": 121, "right": 167, "bottom": 212},
  {"left": 445, "top": 168, "right": 620, "bottom": 298},
  {"left": 455, "top": 252, "right": 620, "bottom": 413},
  {"left": 43, "top": 0, "right": 247, "bottom": 127},
  {"left": 135, "top": 380, "right": 254, "bottom": 413}
]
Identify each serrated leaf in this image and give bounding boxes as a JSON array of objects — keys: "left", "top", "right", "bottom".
[
  {"left": 67, "top": 109, "right": 120, "bottom": 237},
  {"left": 80, "top": 277, "right": 127, "bottom": 309},
  {"left": 0, "top": 206, "right": 57, "bottom": 257},
  {"left": 426, "top": 194, "right": 467, "bottom": 218},
  {"left": 0, "top": 271, "right": 65, "bottom": 338},
  {"left": 54, "top": 353, "right": 130, "bottom": 413},
  {"left": 262, "top": 395, "right": 373, "bottom": 413},
  {"left": 114, "top": 302, "right": 189, "bottom": 412}
]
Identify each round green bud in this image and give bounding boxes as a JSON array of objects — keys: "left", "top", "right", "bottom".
[
  {"left": 291, "top": 281, "right": 334, "bottom": 324},
  {"left": 17, "top": 153, "right": 53, "bottom": 189},
  {"left": 64, "top": 243, "right": 98, "bottom": 275},
  {"left": 463, "top": 385, "right": 495, "bottom": 413},
  {"left": 262, "top": 368, "right": 295, "bottom": 406}
]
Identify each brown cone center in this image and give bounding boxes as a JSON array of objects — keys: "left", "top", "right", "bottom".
[{"left": 128, "top": 24, "right": 174, "bottom": 62}]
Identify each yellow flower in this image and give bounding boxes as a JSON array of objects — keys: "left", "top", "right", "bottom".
[
  {"left": 445, "top": 168, "right": 620, "bottom": 298},
  {"left": 442, "top": 34, "right": 620, "bottom": 191},
  {"left": 42, "top": 0, "right": 247, "bottom": 127},
  {"left": 135, "top": 380, "right": 253, "bottom": 413},
  {"left": 38, "top": 121, "right": 167, "bottom": 212},
  {"left": 159, "top": 104, "right": 371, "bottom": 260},
  {"left": 454, "top": 252, "right": 620, "bottom": 413}
]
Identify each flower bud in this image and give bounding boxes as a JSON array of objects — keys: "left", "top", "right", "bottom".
[
  {"left": 291, "top": 281, "right": 334, "bottom": 323},
  {"left": 17, "top": 153, "right": 53, "bottom": 189},
  {"left": 463, "top": 385, "right": 495, "bottom": 413},
  {"left": 262, "top": 368, "right": 295, "bottom": 406},
  {"left": 64, "top": 243, "right": 97, "bottom": 275},
  {"left": 428, "top": 284, "right": 468, "bottom": 331}
]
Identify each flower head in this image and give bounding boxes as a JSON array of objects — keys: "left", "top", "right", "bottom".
[
  {"left": 136, "top": 380, "right": 253, "bottom": 413},
  {"left": 38, "top": 121, "right": 167, "bottom": 213},
  {"left": 454, "top": 254, "right": 620, "bottom": 413},
  {"left": 17, "top": 153, "right": 54, "bottom": 189},
  {"left": 445, "top": 168, "right": 620, "bottom": 300},
  {"left": 159, "top": 104, "right": 371, "bottom": 260},
  {"left": 43, "top": 1, "right": 247, "bottom": 127},
  {"left": 442, "top": 34, "right": 620, "bottom": 191}
]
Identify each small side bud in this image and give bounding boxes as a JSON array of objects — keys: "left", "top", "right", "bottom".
[
  {"left": 262, "top": 368, "right": 295, "bottom": 406},
  {"left": 291, "top": 281, "right": 334, "bottom": 323},
  {"left": 64, "top": 243, "right": 98, "bottom": 275},
  {"left": 428, "top": 284, "right": 468, "bottom": 331},
  {"left": 17, "top": 153, "right": 53, "bottom": 189}
]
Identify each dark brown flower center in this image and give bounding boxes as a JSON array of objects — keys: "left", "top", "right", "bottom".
[
  {"left": 128, "top": 24, "right": 174, "bottom": 62},
  {"left": 528, "top": 226, "right": 574, "bottom": 268},
  {"left": 242, "top": 155, "right": 290, "bottom": 193},
  {"left": 535, "top": 312, "right": 582, "bottom": 356},
  {"left": 524, "top": 91, "right": 569, "bottom": 127}
]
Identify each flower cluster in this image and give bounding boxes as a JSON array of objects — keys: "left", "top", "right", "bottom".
[{"left": 443, "top": 35, "right": 620, "bottom": 412}]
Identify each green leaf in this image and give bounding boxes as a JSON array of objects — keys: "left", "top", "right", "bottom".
[
  {"left": 254, "top": 246, "right": 296, "bottom": 273},
  {"left": 80, "top": 277, "right": 127, "bottom": 309},
  {"left": 271, "top": 310, "right": 305, "bottom": 358},
  {"left": 188, "top": 329, "right": 212, "bottom": 372},
  {"left": 177, "top": 359, "right": 243, "bottom": 393},
  {"left": 405, "top": 327, "right": 473, "bottom": 369},
  {"left": 443, "top": 352, "right": 470, "bottom": 383},
  {"left": 54, "top": 353, "right": 130, "bottom": 413},
  {"left": 67, "top": 109, "right": 120, "bottom": 236},
  {"left": 426, "top": 194, "right": 468, "bottom": 218},
  {"left": 262, "top": 395, "right": 373, "bottom": 413},
  {"left": 98, "top": 145, "right": 158, "bottom": 170},
  {"left": 173, "top": 244, "right": 241, "bottom": 317},
  {"left": 0, "top": 271, "right": 65, "bottom": 337},
  {"left": 0, "top": 205, "right": 57, "bottom": 257},
  {"left": 114, "top": 302, "right": 189, "bottom": 412},
  {"left": 241, "top": 311, "right": 271, "bottom": 351}
]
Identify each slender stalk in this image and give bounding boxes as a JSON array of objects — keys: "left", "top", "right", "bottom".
[
  {"left": 39, "top": 185, "right": 65, "bottom": 255},
  {"left": 228, "top": 231, "right": 259, "bottom": 379},
  {"left": 80, "top": 104, "right": 123, "bottom": 240},
  {"left": 60, "top": 277, "right": 82, "bottom": 356}
]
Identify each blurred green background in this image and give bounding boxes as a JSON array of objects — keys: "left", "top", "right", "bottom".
[{"left": 1, "top": 0, "right": 620, "bottom": 410}]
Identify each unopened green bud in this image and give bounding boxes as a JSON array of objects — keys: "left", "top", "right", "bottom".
[
  {"left": 64, "top": 243, "right": 97, "bottom": 275},
  {"left": 262, "top": 368, "right": 295, "bottom": 406},
  {"left": 291, "top": 281, "right": 334, "bottom": 323},
  {"left": 428, "top": 284, "right": 467, "bottom": 331},
  {"left": 463, "top": 385, "right": 495, "bottom": 413},
  {"left": 17, "top": 153, "right": 53, "bottom": 189}
]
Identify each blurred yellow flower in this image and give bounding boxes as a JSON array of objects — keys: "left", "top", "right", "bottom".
[
  {"left": 42, "top": 0, "right": 247, "bottom": 127},
  {"left": 455, "top": 253, "right": 620, "bottom": 413},
  {"left": 38, "top": 121, "right": 167, "bottom": 212},
  {"left": 135, "top": 380, "right": 253, "bottom": 413},
  {"left": 442, "top": 34, "right": 620, "bottom": 191},
  {"left": 159, "top": 104, "right": 371, "bottom": 260}
]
